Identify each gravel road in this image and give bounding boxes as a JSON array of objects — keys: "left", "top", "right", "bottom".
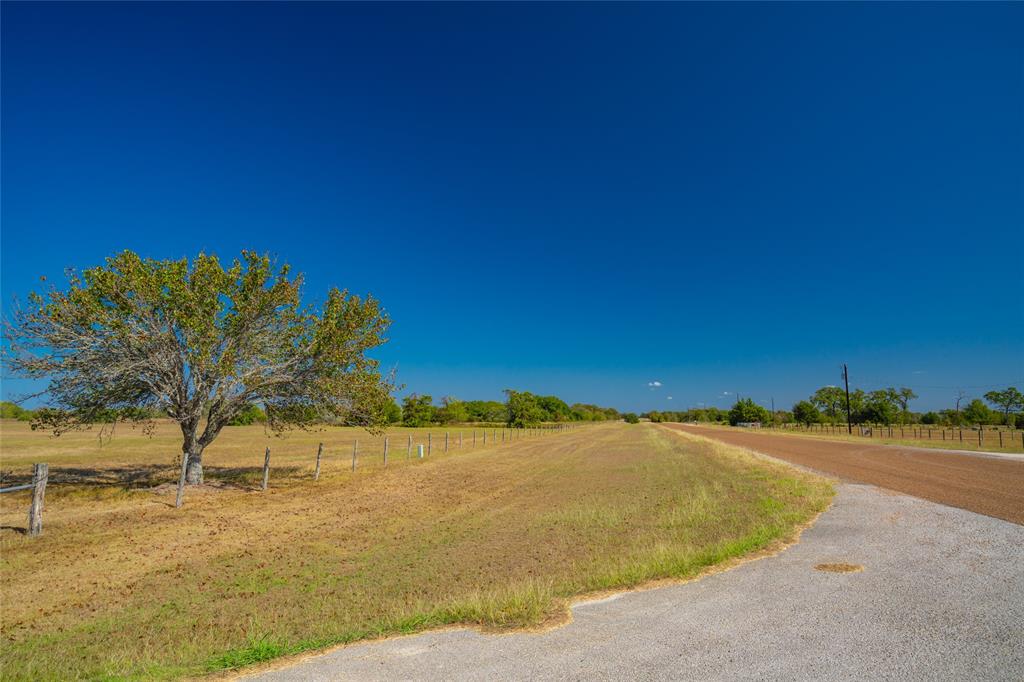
[
  {"left": 665, "top": 423, "right": 1024, "bottom": 524},
  {"left": 245, "top": 480, "right": 1024, "bottom": 681}
]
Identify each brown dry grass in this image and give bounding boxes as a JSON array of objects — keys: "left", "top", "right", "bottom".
[{"left": 0, "top": 421, "right": 832, "bottom": 680}]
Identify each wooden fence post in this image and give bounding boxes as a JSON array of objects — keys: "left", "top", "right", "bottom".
[
  {"left": 978, "top": 428, "right": 983, "bottom": 447},
  {"left": 407, "top": 434, "right": 412, "bottom": 459},
  {"left": 384, "top": 437, "right": 389, "bottom": 467},
  {"left": 175, "top": 455, "right": 189, "bottom": 508},
  {"left": 445, "top": 432, "right": 449, "bottom": 453},
  {"left": 999, "top": 430, "right": 1003, "bottom": 448},
  {"left": 473, "top": 430, "right": 477, "bottom": 447},
  {"left": 459, "top": 431, "right": 463, "bottom": 448},
  {"left": 352, "top": 440, "right": 358, "bottom": 471},
  {"left": 428, "top": 433, "right": 432, "bottom": 456},
  {"left": 28, "top": 463, "right": 48, "bottom": 537},
  {"left": 314, "top": 443, "right": 323, "bottom": 481},
  {"left": 262, "top": 448, "right": 271, "bottom": 491}
]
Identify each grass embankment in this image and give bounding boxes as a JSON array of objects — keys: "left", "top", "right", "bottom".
[
  {"left": 0, "top": 421, "right": 832, "bottom": 680},
  {"left": 679, "top": 422, "right": 1024, "bottom": 454}
]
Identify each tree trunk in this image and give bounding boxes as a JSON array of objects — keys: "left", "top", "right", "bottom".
[
  {"left": 185, "top": 452, "right": 203, "bottom": 485},
  {"left": 181, "top": 421, "right": 204, "bottom": 485}
]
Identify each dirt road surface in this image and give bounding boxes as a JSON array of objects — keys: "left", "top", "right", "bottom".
[{"left": 666, "top": 423, "right": 1024, "bottom": 525}]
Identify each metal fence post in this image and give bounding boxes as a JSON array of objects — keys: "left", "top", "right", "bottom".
[{"left": 262, "top": 447, "right": 271, "bottom": 491}]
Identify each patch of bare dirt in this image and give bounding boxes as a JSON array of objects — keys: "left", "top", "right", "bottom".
[{"left": 814, "top": 562, "right": 863, "bottom": 573}]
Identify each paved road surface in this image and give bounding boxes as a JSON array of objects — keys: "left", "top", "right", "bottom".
[
  {"left": 245, "top": 482, "right": 1024, "bottom": 681},
  {"left": 665, "top": 423, "right": 1024, "bottom": 525}
]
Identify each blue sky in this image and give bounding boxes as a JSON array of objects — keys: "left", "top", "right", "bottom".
[{"left": 2, "top": 2, "right": 1022, "bottom": 413}]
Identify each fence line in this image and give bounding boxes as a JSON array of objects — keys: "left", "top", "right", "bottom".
[
  {"left": 0, "top": 424, "right": 586, "bottom": 530},
  {"left": 769, "top": 422, "right": 1023, "bottom": 449}
]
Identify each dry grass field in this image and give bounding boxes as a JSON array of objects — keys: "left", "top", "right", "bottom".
[{"left": 0, "top": 420, "right": 832, "bottom": 680}]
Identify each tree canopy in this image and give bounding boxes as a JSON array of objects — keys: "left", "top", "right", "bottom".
[
  {"left": 811, "top": 386, "right": 845, "bottom": 421},
  {"left": 394, "top": 392, "right": 619, "bottom": 427},
  {"left": 984, "top": 388, "right": 1023, "bottom": 427},
  {"left": 728, "top": 398, "right": 770, "bottom": 426},
  {"left": 792, "top": 400, "right": 820, "bottom": 426},
  {"left": 504, "top": 390, "right": 548, "bottom": 427},
  {"left": 962, "top": 399, "right": 995, "bottom": 426},
  {"left": 401, "top": 394, "right": 436, "bottom": 427},
  {"left": 4, "top": 250, "right": 394, "bottom": 484}
]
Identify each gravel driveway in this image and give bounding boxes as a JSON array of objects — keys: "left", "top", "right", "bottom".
[{"left": 244, "top": 481, "right": 1024, "bottom": 681}]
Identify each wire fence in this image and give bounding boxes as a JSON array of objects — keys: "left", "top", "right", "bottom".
[
  {"left": 770, "top": 422, "right": 1024, "bottom": 449},
  {"left": 0, "top": 424, "right": 581, "bottom": 536}
]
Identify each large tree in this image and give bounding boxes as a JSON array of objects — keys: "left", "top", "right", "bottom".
[
  {"left": 505, "top": 389, "right": 545, "bottom": 427},
  {"left": 792, "top": 400, "right": 820, "bottom": 426},
  {"left": 435, "top": 396, "right": 468, "bottom": 424},
  {"left": 811, "top": 386, "right": 845, "bottom": 423},
  {"left": 863, "top": 389, "right": 899, "bottom": 425},
  {"left": 728, "top": 398, "right": 770, "bottom": 426},
  {"left": 890, "top": 387, "right": 918, "bottom": 424},
  {"left": 962, "top": 399, "right": 994, "bottom": 426},
  {"left": 4, "top": 250, "right": 393, "bottom": 484},
  {"left": 984, "top": 387, "right": 1023, "bottom": 427},
  {"left": 401, "top": 394, "right": 436, "bottom": 427}
]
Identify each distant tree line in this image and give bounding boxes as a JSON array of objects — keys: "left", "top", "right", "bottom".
[
  {"left": 0, "top": 401, "right": 36, "bottom": 421},
  {"left": 646, "top": 407, "right": 731, "bottom": 424},
  {"left": 398, "top": 390, "right": 620, "bottom": 428},
  {"left": 1, "top": 401, "right": 166, "bottom": 425},
  {"left": 789, "top": 385, "right": 1022, "bottom": 428},
  {"left": 1, "top": 389, "right": 622, "bottom": 431},
  {"left": 641, "top": 385, "right": 1023, "bottom": 428}
]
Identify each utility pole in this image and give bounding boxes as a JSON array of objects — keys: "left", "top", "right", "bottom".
[{"left": 843, "top": 364, "right": 852, "bottom": 434}]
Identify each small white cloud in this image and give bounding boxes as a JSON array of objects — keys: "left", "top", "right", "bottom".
[
  {"left": 912, "top": 370, "right": 926, "bottom": 375},
  {"left": 667, "top": 396, "right": 673, "bottom": 400},
  {"left": 648, "top": 381, "right": 662, "bottom": 388}
]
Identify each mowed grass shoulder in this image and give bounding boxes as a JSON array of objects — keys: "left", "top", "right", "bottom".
[{"left": 0, "top": 422, "right": 832, "bottom": 680}]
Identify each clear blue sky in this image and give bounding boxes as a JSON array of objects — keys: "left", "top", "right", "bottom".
[{"left": 2, "top": 2, "right": 1022, "bottom": 413}]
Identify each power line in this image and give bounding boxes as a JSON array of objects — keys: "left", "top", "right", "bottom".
[{"left": 912, "top": 380, "right": 1024, "bottom": 390}]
